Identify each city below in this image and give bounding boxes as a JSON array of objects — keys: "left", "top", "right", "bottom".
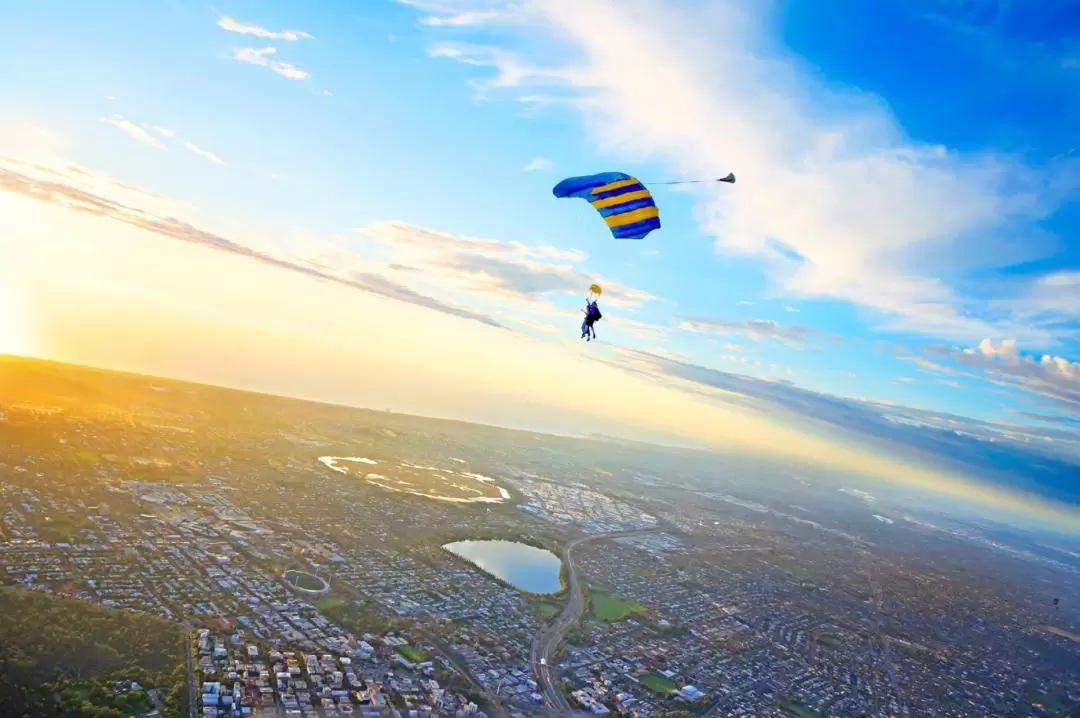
[{"left": 0, "top": 355, "right": 1077, "bottom": 718}]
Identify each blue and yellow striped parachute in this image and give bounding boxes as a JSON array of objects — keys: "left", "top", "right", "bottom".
[{"left": 553, "top": 172, "right": 661, "bottom": 240}]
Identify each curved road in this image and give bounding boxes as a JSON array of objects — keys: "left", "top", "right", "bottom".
[{"left": 530, "top": 529, "right": 661, "bottom": 714}]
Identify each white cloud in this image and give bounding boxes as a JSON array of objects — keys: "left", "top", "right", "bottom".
[
  {"left": 605, "top": 315, "right": 669, "bottom": 342},
  {"left": 523, "top": 156, "right": 555, "bottom": 172},
  {"left": 928, "top": 338, "right": 1080, "bottom": 412},
  {"left": 217, "top": 16, "right": 313, "bottom": 41},
  {"left": 352, "top": 221, "right": 656, "bottom": 310},
  {"left": 357, "top": 220, "right": 587, "bottom": 263},
  {"left": 903, "top": 355, "right": 956, "bottom": 375},
  {"left": 101, "top": 115, "right": 168, "bottom": 150},
  {"left": 183, "top": 141, "right": 227, "bottom": 166},
  {"left": 1001, "top": 271, "right": 1080, "bottom": 330},
  {"left": 783, "top": 304, "right": 798, "bottom": 313},
  {"left": 411, "top": 0, "right": 1078, "bottom": 347},
  {"left": 232, "top": 47, "right": 310, "bottom": 80},
  {"left": 0, "top": 132, "right": 194, "bottom": 222},
  {"left": 99, "top": 117, "right": 229, "bottom": 168},
  {"left": 680, "top": 317, "right": 831, "bottom": 348},
  {"left": 427, "top": 42, "right": 582, "bottom": 95},
  {"left": 421, "top": 9, "right": 519, "bottom": 26}
]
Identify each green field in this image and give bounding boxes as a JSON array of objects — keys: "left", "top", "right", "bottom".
[
  {"left": 316, "top": 596, "right": 347, "bottom": 611},
  {"left": 591, "top": 592, "right": 649, "bottom": 621},
  {"left": 639, "top": 674, "right": 677, "bottom": 693},
  {"left": 778, "top": 699, "right": 822, "bottom": 717},
  {"left": 395, "top": 645, "right": 430, "bottom": 663},
  {"left": 536, "top": 601, "right": 560, "bottom": 620}
]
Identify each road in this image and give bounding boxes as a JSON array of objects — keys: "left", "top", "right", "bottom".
[
  {"left": 530, "top": 528, "right": 661, "bottom": 714},
  {"left": 181, "top": 623, "right": 196, "bottom": 718}
]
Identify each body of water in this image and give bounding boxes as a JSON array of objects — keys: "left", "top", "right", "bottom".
[
  {"left": 318, "top": 456, "right": 510, "bottom": 504},
  {"left": 443, "top": 540, "right": 563, "bottom": 594}
]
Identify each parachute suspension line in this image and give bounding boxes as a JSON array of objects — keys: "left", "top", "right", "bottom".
[{"left": 643, "top": 173, "right": 736, "bottom": 186}]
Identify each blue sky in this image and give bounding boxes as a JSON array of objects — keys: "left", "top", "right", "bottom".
[{"left": 1, "top": 0, "right": 1079, "bottom": 522}]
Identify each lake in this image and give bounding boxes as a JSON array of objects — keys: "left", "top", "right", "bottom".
[{"left": 443, "top": 540, "right": 563, "bottom": 594}]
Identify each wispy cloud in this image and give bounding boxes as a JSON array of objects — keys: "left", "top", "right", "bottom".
[
  {"left": 0, "top": 161, "right": 500, "bottom": 329},
  {"left": 99, "top": 116, "right": 229, "bottom": 169},
  {"left": 420, "top": 9, "right": 519, "bottom": 26},
  {"left": 902, "top": 354, "right": 957, "bottom": 376},
  {"left": 523, "top": 156, "right": 555, "bottom": 172},
  {"left": 182, "top": 141, "right": 226, "bottom": 166},
  {"left": 217, "top": 16, "right": 313, "bottom": 41},
  {"left": 680, "top": 317, "right": 834, "bottom": 348},
  {"left": 101, "top": 115, "right": 168, "bottom": 150},
  {"left": 1001, "top": 271, "right": 1080, "bottom": 329},
  {"left": 351, "top": 221, "right": 655, "bottom": 312},
  {"left": 1014, "top": 410, "right": 1080, "bottom": 427},
  {"left": 427, "top": 42, "right": 582, "bottom": 97},
  {"left": 605, "top": 348, "right": 1080, "bottom": 503},
  {"left": 396, "top": 0, "right": 521, "bottom": 27},
  {"left": 232, "top": 47, "right": 310, "bottom": 80}
]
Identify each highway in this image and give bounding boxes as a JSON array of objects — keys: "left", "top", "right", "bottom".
[
  {"left": 530, "top": 529, "right": 661, "bottom": 714},
  {"left": 182, "top": 624, "right": 196, "bottom": 718}
]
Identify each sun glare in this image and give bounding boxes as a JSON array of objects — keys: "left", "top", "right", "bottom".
[{"left": 0, "top": 279, "right": 32, "bottom": 357}]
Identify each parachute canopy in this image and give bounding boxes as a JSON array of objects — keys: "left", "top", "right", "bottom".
[
  {"left": 553, "top": 172, "right": 660, "bottom": 240},
  {"left": 589, "top": 283, "right": 603, "bottom": 296}
]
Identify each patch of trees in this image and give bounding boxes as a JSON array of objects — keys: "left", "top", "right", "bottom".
[{"left": 0, "top": 588, "right": 186, "bottom": 717}]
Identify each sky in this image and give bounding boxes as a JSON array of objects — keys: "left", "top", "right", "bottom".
[{"left": 0, "top": 0, "right": 1078, "bottom": 533}]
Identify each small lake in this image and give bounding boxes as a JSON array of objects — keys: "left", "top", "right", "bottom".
[{"left": 443, "top": 540, "right": 563, "bottom": 594}]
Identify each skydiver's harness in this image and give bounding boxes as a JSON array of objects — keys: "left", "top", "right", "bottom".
[{"left": 585, "top": 302, "right": 601, "bottom": 325}]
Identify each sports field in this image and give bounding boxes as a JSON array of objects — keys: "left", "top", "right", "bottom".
[
  {"left": 590, "top": 592, "right": 649, "bottom": 621},
  {"left": 778, "top": 699, "right": 821, "bottom": 717},
  {"left": 395, "top": 645, "right": 430, "bottom": 663},
  {"left": 639, "top": 674, "right": 677, "bottom": 693}
]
